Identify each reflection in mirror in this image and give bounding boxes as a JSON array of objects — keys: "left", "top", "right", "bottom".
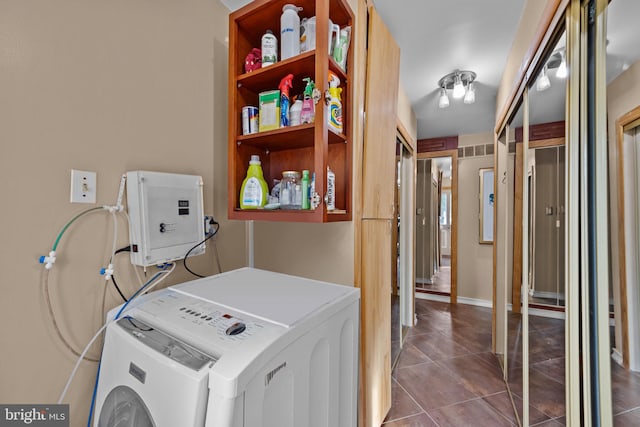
[
  {"left": 495, "top": 126, "right": 513, "bottom": 373},
  {"left": 527, "top": 31, "right": 567, "bottom": 311},
  {"left": 606, "top": 0, "right": 640, "bottom": 423},
  {"left": 391, "top": 137, "right": 408, "bottom": 368},
  {"left": 505, "top": 98, "right": 525, "bottom": 425},
  {"left": 526, "top": 29, "right": 567, "bottom": 423},
  {"left": 416, "top": 157, "right": 452, "bottom": 296}
]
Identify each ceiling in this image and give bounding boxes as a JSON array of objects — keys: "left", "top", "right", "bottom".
[
  {"left": 220, "top": 0, "right": 640, "bottom": 140},
  {"left": 374, "top": 0, "right": 527, "bottom": 140}
]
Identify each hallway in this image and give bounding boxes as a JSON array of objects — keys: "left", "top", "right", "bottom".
[{"left": 383, "top": 299, "right": 514, "bottom": 426}]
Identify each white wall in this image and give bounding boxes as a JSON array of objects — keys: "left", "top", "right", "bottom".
[
  {"left": 457, "top": 132, "right": 495, "bottom": 302},
  {"left": 0, "top": 1, "right": 246, "bottom": 424}
]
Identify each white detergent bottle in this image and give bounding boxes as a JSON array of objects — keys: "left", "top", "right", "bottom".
[{"left": 281, "top": 4, "right": 302, "bottom": 60}]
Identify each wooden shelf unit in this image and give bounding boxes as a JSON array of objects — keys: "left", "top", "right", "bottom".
[{"left": 228, "top": 0, "right": 354, "bottom": 223}]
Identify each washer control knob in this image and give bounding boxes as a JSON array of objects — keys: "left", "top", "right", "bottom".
[{"left": 225, "top": 322, "right": 246, "bottom": 336}]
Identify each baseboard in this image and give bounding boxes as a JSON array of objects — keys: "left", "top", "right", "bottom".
[
  {"left": 415, "top": 292, "right": 493, "bottom": 308},
  {"left": 531, "top": 290, "right": 565, "bottom": 300},
  {"left": 529, "top": 307, "right": 565, "bottom": 320},
  {"left": 612, "top": 348, "right": 624, "bottom": 367},
  {"left": 457, "top": 296, "right": 493, "bottom": 308},
  {"left": 415, "top": 292, "right": 450, "bottom": 303}
]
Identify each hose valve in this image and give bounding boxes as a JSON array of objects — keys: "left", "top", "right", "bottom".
[
  {"left": 39, "top": 251, "right": 57, "bottom": 269},
  {"left": 100, "top": 263, "right": 114, "bottom": 281}
]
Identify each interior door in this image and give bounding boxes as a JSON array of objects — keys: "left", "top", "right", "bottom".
[
  {"left": 362, "top": 5, "right": 400, "bottom": 220},
  {"left": 359, "top": 5, "right": 400, "bottom": 427}
]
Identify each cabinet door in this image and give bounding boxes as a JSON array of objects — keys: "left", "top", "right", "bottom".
[{"left": 362, "top": 6, "right": 400, "bottom": 220}]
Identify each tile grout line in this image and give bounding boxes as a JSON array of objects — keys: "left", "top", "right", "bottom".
[
  {"left": 613, "top": 405, "right": 640, "bottom": 416},
  {"left": 389, "top": 376, "right": 443, "bottom": 427}
]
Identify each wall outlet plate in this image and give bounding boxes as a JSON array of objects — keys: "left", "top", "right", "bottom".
[{"left": 70, "top": 170, "right": 97, "bottom": 203}]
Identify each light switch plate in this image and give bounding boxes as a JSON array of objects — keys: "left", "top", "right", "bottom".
[{"left": 70, "top": 170, "right": 97, "bottom": 203}]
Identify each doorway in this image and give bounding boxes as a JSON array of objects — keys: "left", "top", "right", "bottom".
[
  {"left": 416, "top": 150, "right": 458, "bottom": 303},
  {"left": 391, "top": 134, "right": 416, "bottom": 368}
]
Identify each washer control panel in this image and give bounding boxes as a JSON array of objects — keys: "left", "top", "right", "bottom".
[
  {"left": 130, "top": 290, "right": 283, "bottom": 357},
  {"left": 175, "top": 304, "right": 259, "bottom": 342}
]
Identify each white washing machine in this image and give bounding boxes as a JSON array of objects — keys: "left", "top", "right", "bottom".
[{"left": 94, "top": 267, "right": 360, "bottom": 427}]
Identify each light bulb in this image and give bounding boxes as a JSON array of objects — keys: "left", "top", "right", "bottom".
[
  {"left": 452, "top": 74, "right": 465, "bottom": 99},
  {"left": 537, "top": 67, "right": 551, "bottom": 91},
  {"left": 464, "top": 83, "right": 476, "bottom": 104},
  {"left": 438, "top": 88, "right": 450, "bottom": 108},
  {"left": 556, "top": 56, "right": 568, "bottom": 79}
]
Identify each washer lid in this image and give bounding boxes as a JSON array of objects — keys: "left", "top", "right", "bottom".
[{"left": 172, "top": 268, "right": 358, "bottom": 328}]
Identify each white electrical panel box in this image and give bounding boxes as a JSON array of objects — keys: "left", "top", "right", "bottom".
[{"left": 126, "top": 171, "right": 205, "bottom": 267}]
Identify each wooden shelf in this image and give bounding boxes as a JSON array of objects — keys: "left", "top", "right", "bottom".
[
  {"left": 237, "top": 124, "right": 315, "bottom": 151},
  {"left": 237, "top": 51, "right": 316, "bottom": 94},
  {"left": 228, "top": 0, "right": 354, "bottom": 223}
]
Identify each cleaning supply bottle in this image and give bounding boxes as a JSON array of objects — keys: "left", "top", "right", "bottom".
[
  {"left": 301, "top": 170, "right": 310, "bottom": 209},
  {"left": 290, "top": 99, "right": 303, "bottom": 126},
  {"left": 326, "top": 166, "right": 336, "bottom": 210},
  {"left": 279, "top": 74, "right": 294, "bottom": 127},
  {"left": 327, "top": 71, "right": 343, "bottom": 133},
  {"left": 280, "top": 4, "right": 302, "bottom": 60},
  {"left": 300, "top": 77, "right": 315, "bottom": 124},
  {"left": 240, "top": 155, "right": 268, "bottom": 209},
  {"left": 262, "top": 30, "right": 278, "bottom": 67}
]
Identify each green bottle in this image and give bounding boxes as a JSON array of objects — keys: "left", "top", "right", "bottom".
[
  {"left": 240, "top": 155, "right": 268, "bottom": 209},
  {"left": 301, "top": 170, "right": 310, "bottom": 209}
]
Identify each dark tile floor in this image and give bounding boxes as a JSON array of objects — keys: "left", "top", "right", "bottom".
[
  {"left": 383, "top": 299, "right": 514, "bottom": 426},
  {"left": 384, "top": 299, "right": 640, "bottom": 426}
]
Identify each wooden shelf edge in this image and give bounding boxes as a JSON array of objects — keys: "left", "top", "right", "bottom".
[
  {"left": 236, "top": 51, "right": 315, "bottom": 83},
  {"left": 229, "top": 208, "right": 351, "bottom": 223},
  {"left": 237, "top": 123, "right": 315, "bottom": 141}
]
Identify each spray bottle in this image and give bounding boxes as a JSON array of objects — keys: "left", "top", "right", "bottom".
[
  {"left": 279, "top": 74, "right": 294, "bottom": 127},
  {"left": 300, "top": 77, "right": 315, "bottom": 124},
  {"left": 327, "top": 71, "right": 343, "bottom": 133}
]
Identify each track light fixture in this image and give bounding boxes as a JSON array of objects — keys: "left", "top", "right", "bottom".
[{"left": 437, "top": 70, "right": 476, "bottom": 108}]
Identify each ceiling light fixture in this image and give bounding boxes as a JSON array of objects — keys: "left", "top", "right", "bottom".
[
  {"left": 437, "top": 70, "right": 476, "bottom": 108},
  {"left": 438, "top": 87, "right": 450, "bottom": 108},
  {"left": 536, "top": 66, "right": 551, "bottom": 91}
]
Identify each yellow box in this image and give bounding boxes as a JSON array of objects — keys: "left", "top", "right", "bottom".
[{"left": 258, "top": 90, "right": 280, "bottom": 132}]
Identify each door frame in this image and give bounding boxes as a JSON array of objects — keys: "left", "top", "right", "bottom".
[
  {"left": 615, "top": 105, "right": 640, "bottom": 370},
  {"left": 416, "top": 149, "right": 458, "bottom": 304},
  {"left": 397, "top": 128, "right": 416, "bottom": 330},
  {"left": 512, "top": 136, "right": 565, "bottom": 312}
]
